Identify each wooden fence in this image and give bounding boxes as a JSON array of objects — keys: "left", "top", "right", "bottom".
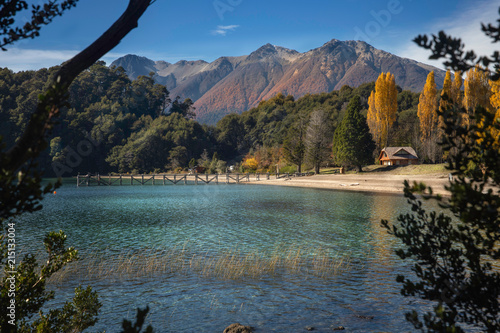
[{"left": 75, "top": 172, "right": 314, "bottom": 186}]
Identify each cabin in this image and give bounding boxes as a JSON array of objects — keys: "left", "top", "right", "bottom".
[{"left": 378, "top": 147, "right": 419, "bottom": 166}]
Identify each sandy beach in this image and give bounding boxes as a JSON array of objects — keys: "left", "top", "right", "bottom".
[{"left": 246, "top": 172, "right": 452, "bottom": 196}]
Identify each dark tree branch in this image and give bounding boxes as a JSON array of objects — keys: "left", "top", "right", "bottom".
[
  {"left": 413, "top": 7, "right": 500, "bottom": 80},
  {"left": 1, "top": 0, "right": 79, "bottom": 50},
  {"left": 3, "top": 0, "right": 152, "bottom": 172}
]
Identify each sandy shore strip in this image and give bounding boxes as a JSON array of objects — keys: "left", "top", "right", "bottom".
[{"left": 246, "top": 173, "right": 452, "bottom": 196}]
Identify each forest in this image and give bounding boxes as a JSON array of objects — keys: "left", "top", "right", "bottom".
[{"left": 2, "top": 61, "right": 496, "bottom": 176}]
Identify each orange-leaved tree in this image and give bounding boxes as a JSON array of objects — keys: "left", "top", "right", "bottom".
[
  {"left": 451, "top": 71, "right": 463, "bottom": 106},
  {"left": 367, "top": 72, "right": 398, "bottom": 150},
  {"left": 418, "top": 71, "right": 440, "bottom": 162},
  {"left": 439, "top": 70, "right": 452, "bottom": 113},
  {"left": 464, "top": 65, "right": 492, "bottom": 127}
]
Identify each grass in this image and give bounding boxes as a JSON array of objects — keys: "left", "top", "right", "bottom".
[
  {"left": 321, "top": 163, "right": 448, "bottom": 175},
  {"left": 48, "top": 245, "right": 350, "bottom": 284}
]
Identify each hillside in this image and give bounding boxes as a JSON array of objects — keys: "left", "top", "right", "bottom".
[{"left": 111, "top": 39, "right": 446, "bottom": 124}]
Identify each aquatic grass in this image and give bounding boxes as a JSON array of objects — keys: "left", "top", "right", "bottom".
[{"left": 48, "top": 245, "right": 350, "bottom": 284}]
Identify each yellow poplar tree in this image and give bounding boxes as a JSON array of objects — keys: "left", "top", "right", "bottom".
[
  {"left": 490, "top": 79, "right": 500, "bottom": 120},
  {"left": 451, "top": 71, "right": 463, "bottom": 106},
  {"left": 439, "top": 70, "right": 452, "bottom": 113},
  {"left": 418, "top": 71, "right": 440, "bottom": 161},
  {"left": 464, "top": 66, "right": 492, "bottom": 127},
  {"left": 369, "top": 72, "right": 398, "bottom": 149},
  {"left": 367, "top": 90, "right": 379, "bottom": 145},
  {"left": 418, "top": 71, "right": 438, "bottom": 138},
  {"left": 488, "top": 79, "right": 500, "bottom": 149}
]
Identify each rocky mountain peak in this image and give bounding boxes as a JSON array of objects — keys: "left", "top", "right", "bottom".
[{"left": 111, "top": 39, "right": 446, "bottom": 124}]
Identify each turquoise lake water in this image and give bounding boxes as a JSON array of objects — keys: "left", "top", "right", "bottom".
[{"left": 16, "top": 181, "right": 432, "bottom": 332}]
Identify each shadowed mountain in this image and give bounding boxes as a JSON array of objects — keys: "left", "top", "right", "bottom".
[{"left": 111, "top": 39, "right": 445, "bottom": 124}]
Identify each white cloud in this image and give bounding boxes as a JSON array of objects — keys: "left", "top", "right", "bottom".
[
  {"left": 0, "top": 49, "right": 160, "bottom": 72},
  {"left": 396, "top": 0, "right": 499, "bottom": 70},
  {"left": 0, "top": 48, "right": 81, "bottom": 72},
  {"left": 211, "top": 25, "right": 240, "bottom": 36}
]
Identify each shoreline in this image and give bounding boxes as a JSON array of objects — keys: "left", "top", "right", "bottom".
[{"left": 246, "top": 173, "right": 452, "bottom": 197}]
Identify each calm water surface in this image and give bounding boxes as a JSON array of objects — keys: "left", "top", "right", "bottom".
[{"left": 16, "top": 181, "right": 431, "bottom": 332}]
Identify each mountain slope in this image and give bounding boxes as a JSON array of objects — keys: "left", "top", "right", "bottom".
[{"left": 111, "top": 39, "right": 445, "bottom": 124}]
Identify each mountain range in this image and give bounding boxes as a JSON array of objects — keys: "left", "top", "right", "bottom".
[{"left": 111, "top": 39, "right": 445, "bottom": 124}]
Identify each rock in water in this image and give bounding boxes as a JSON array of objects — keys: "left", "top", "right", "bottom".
[{"left": 223, "top": 323, "right": 253, "bottom": 333}]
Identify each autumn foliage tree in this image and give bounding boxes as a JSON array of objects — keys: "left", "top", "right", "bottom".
[
  {"left": 367, "top": 72, "right": 398, "bottom": 149},
  {"left": 451, "top": 71, "right": 463, "bottom": 107},
  {"left": 463, "top": 65, "right": 492, "bottom": 127},
  {"left": 385, "top": 9, "right": 500, "bottom": 332},
  {"left": 417, "top": 71, "right": 440, "bottom": 162},
  {"left": 439, "top": 70, "right": 453, "bottom": 113},
  {"left": 489, "top": 79, "right": 500, "bottom": 149}
]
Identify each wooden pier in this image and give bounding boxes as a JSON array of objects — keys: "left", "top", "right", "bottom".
[{"left": 75, "top": 172, "right": 313, "bottom": 187}]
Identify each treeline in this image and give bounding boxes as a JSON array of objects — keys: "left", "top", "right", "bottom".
[
  {"left": 0, "top": 62, "right": 208, "bottom": 176},
  {"left": 1, "top": 63, "right": 428, "bottom": 176}
]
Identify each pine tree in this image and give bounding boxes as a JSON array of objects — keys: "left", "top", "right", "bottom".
[
  {"left": 387, "top": 14, "right": 500, "bottom": 332},
  {"left": 332, "top": 96, "right": 376, "bottom": 171}
]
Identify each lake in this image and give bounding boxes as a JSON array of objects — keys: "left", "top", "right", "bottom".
[{"left": 16, "top": 181, "right": 430, "bottom": 332}]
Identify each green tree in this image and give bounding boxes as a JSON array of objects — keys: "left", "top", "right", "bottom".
[
  {"left": 332, "top": 96, "right": 375, "bottom": 171},
  {"left": 106, "top": 113, "right": 208, "bottom": 173},
  {"left": 168, "top": 96, "right": 196, "bottom": 119},
  {"left": 216, "top": 113, "right": 244, "bottom": 159},
  {"left": 282, "top": 116, "right": 307, "bottom": 173},
  {"left": 0, "top": 1, "right": 153, "bottom": 331},
  {"left": 383, "top": 11, "right": 500, "bottom": 332}
]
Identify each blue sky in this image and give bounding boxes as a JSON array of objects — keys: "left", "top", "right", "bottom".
[{"left": 1, "top": 0, "right": 498, "bottom": 71}]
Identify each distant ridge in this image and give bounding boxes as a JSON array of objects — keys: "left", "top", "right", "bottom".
[{"left": 111, "top": 39, "right": 445, "bottom": 124}]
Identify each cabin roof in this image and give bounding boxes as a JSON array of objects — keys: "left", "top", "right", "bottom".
[{"left": 379, "top": 147, "right": 418, "bottom": 160}]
